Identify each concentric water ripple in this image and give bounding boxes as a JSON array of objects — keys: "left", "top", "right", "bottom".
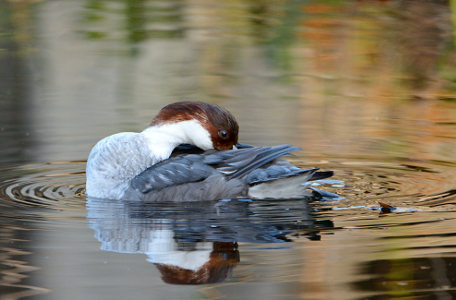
[
  {"left": 1, "top": 157, "right": 456, "bottom": 215},
  {"left": 305, "top": 157, "right": 456, "bottom": 209},
  {"left": 0, "top": 162, "right": 86, "bottom": 211}
]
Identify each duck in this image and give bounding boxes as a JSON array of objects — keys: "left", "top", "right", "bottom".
[{"left": 86, "top": 101, "right": 334, "bottom": 201}]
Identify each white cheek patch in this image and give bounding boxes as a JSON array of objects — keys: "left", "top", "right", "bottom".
[
  {"left": 142, "top": 119, "right": 214, "bottom": 151},
  {"left": 180, "top": 119, "right": 214, "bottom": 150}
]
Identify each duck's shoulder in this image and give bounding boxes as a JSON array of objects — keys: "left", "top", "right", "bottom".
[
  {"left": 88, "top": 132, "right": 147, "bottom": 160},
  {"left": 86, "top": 132, "right": 153, "bottom": 178},
  {"left": 92, "top": 132, "right": 141, "bottom": 150}
]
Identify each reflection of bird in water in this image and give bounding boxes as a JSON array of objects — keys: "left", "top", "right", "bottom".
[
  {"left": 154, "top": 242, "right": 239, "bottom": 285},
  {"left": 87, "top": 197, "right": 334, "bottom": 285},
  {"left": 86, "top": 101, "right": 334, "bottom": 202}
]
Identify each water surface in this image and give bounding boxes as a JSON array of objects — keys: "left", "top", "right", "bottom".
[{"left": 1, "top": 1, "right": 456, "bottom": 299}]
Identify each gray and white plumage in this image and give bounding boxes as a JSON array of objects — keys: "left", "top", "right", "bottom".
[{"left": 85, "top": 101, "right": 334, "bottom": 201}]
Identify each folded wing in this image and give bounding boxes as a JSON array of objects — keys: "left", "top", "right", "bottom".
[{"left": 131, "top": 145, "right": 304, "bottom": 194}]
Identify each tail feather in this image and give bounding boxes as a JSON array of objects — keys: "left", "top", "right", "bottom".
[
  {"left": 247, "top": 172, "right": 317, "bottom": 199},
  {"left": 309, "top": 171, "right": 334, "bottom": 181},
  {"left": 247, "top": 169, "right": 335, "bottom": 200}
]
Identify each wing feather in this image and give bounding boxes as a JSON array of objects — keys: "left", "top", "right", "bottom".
[{"left": 131, "top": 144, "right": 303, "bottom": 194}]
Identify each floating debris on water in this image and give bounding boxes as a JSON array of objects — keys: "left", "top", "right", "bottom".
[{"left": 331, "top": 202, "right": 422, "bottom": 213}]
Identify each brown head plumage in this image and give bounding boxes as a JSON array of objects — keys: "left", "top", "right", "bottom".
[
  {"left": 151, "top": 101, "right": 239, "bottom": 150},
  {"left": 154, "top": 242, "right": 239, "bottom": 285}
]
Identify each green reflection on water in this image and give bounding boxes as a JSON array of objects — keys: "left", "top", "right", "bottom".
[
  {"left": 82, "top": 0, "right": 184, "bottom": 44},
  {"left": 264, "top": 0, "right": 307, "bottom": 72}
]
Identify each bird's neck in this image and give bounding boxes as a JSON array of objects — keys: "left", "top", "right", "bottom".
[{"left": 142, "top": 120, "right": 213, "bottom": 155}]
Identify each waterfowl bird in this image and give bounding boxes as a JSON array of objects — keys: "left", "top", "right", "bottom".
[{"left": 86, "top": 101, "right": 333, "bottom": 201}]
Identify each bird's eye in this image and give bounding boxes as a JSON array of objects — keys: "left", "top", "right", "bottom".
[{"left": 218, "top": 130, "right": 228, "bottom": 138}]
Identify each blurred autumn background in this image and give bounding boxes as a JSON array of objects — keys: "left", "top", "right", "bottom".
[{"left": 1, "top": 0, "right": 455, "bottom": 166}]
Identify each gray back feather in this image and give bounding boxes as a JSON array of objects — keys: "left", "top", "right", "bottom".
[{"left": 130, "top": 145, "right": 300, "bottom": 195}]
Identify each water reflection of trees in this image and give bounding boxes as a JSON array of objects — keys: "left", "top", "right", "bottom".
[
  {"left": 82, "top": 0, "right": 185, "bottom": 43},
  {"left": 0, "top": 209, "right": 49, "bottom": 298},
  {"left": 354, "top": 257, "right": 456, "bottom": 299},
  {"left": 7, "top": 0, "right": 452, "bottom": 162},
  {"left": 0, "top": 1, "right": 37, "bottom": 166}
]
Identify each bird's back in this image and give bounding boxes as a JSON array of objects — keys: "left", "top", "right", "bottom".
[{"left": 123, "top": 145, "right": 333, "bottom": 202}]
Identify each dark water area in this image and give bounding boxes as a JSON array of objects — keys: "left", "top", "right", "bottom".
[{"left": 1, "top": 0, "right": 456, "bottom": 299}]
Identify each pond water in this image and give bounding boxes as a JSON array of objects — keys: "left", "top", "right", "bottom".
[{"left": 1, "top": 0, "right": 456, "bottom": 299}]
